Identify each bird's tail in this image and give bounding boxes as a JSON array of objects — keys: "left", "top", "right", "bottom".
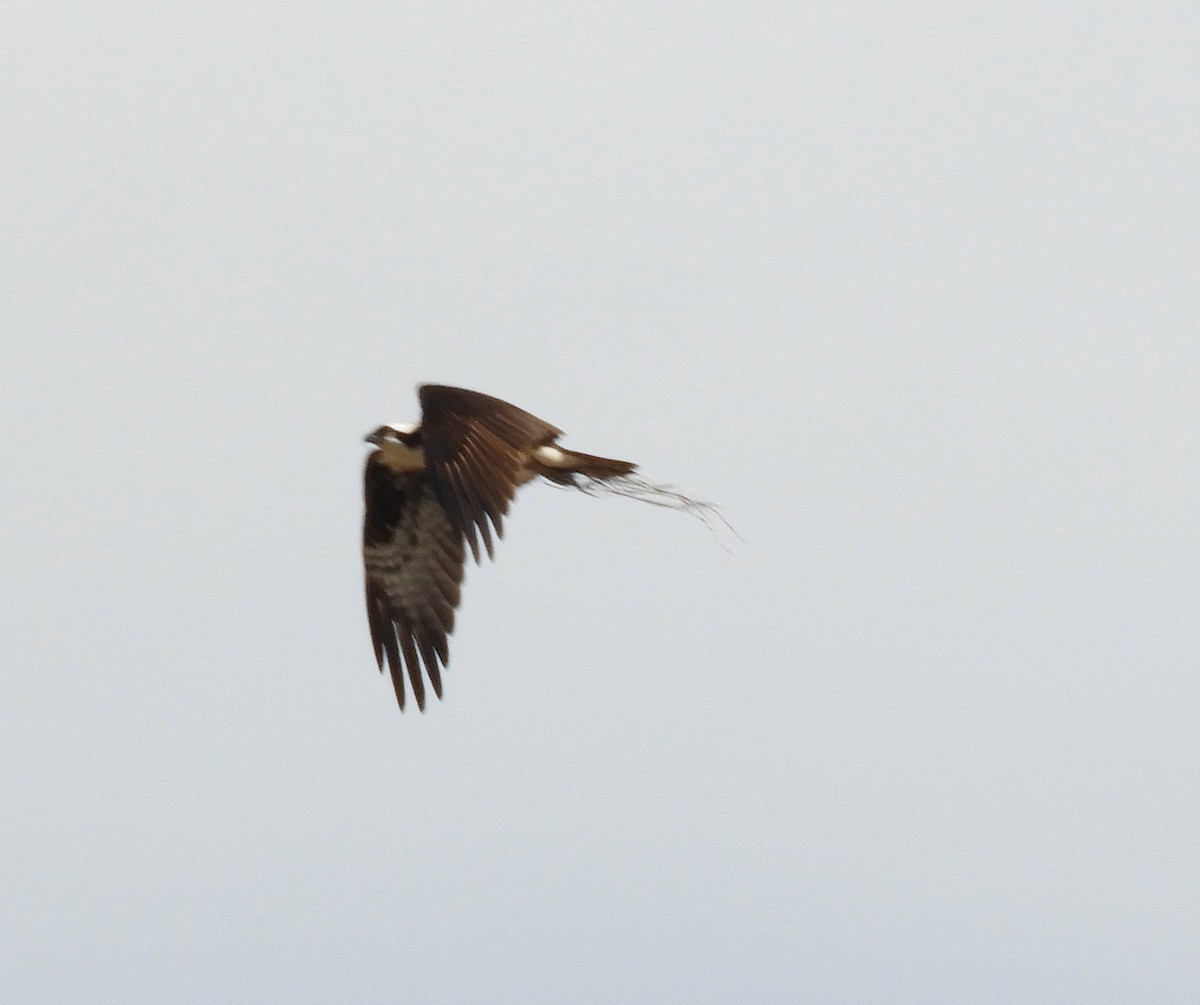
[{"left": 533, "top": 447, "right": 637, "bottom": 485}]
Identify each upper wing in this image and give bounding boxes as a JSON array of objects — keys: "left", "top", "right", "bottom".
[
  {"left": 418, "top": 384, "right": 562, "bottom": 562},
  {"left": 363, "top": 460, "right": 465, "bottom": 711}
]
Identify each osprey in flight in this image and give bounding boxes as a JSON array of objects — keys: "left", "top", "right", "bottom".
[{"left": 362, "top": 384, "right": 641, "bottom": 711}]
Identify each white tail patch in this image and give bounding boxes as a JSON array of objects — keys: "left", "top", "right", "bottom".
[{"left": 533, "top": 445, "right": 571, "bottom": 467}]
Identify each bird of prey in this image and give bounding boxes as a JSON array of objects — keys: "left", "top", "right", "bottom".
[{"left": 362, "top": 384, "right": 641, "bottom": 711}]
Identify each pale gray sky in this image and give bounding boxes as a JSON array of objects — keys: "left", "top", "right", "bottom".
[{"left": 4, "top": 3, "right": 1199, "bottom": 1002}]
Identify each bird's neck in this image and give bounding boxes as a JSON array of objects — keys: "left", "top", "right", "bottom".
[{"left": 374, "top": 441, "right": 426, "bottom": 473}]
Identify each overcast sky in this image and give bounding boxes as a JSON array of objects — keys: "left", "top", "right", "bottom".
[{"left": 4, "top": 3, "right": 1199, "bottom": 1002}]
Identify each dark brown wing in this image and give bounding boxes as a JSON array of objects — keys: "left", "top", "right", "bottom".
[
  {"left": 418, "top": 384, "right": 562, "bottom": 562},
  {"left": 363, "top": 457, "right": 465, "bottom": 711}
]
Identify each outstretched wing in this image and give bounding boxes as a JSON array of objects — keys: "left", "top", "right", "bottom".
[
  {"left": 363, "top": 461, "right": 465, "bottom": 711},
  {"left": 418, "top": 384, "right": 562, "bottom": 562}
]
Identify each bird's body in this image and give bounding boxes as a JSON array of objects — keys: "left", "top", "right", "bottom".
[{"left": 362, "top": 384, "right": 636, "bottom": 710}]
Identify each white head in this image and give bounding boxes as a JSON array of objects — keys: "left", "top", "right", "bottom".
[
  {"left": 364, "top": 421, "right": 420, "bottom": 447},
  {"left": 364, "top": 420, "right": 426, "bottom": 471}
]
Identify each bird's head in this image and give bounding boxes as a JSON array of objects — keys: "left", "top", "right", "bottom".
[
  {"left": 364, "top": 422, "right": 420, "bottom": 447},
  {"left": 365, "top": 422, "right": 426, "bottom": 472}
]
